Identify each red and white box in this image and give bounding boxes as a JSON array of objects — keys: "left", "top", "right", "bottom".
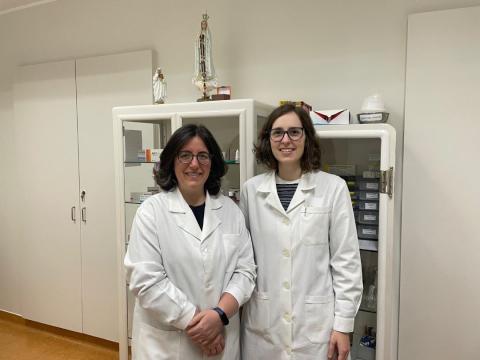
[{"left": 310, "top": 109, "right": 350, "bottom": 125}]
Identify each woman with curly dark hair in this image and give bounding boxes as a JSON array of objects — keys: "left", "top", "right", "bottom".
[
  {"left": 240, "top": 104, "right": 363, "bottom": 360},
  {"left": 125, "top": 124, "right": 256, "bottom": 360}
]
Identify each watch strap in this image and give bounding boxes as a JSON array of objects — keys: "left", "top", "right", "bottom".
[{"left": 212, "top": 306, "right": 229, "bottom": 326}]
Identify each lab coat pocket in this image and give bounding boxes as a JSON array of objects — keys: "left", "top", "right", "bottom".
[
  {"left": 244, "top": 291, "right": 270, "bottom": 334},
  {"left": 301, "top": 206, "right": 330, "bottom": 246},
  {"left": 136, "top": 322, "right": 181, "bottom": 360},
  {"left": 222, "top": 234, "right": 240, "bottom": 272},
  {"left": 304, "top": 294, "right": 335, "bottom": 344}
]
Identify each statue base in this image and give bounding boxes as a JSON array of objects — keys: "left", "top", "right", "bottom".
[{"left": 197, "top": 95, "right": 212, "bottom": 102}]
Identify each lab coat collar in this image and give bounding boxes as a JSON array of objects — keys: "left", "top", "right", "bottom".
[
  {"left": 167, "top": 188, "right": 222, "bottom": 242},
  {"left": 256, "top": 171, "right": 317, "bottom": 215},
  {"left": 288, "top": 172, "right": 317, "bottom": 212},
  {"left": 256, "top": 172, "right": 285, "bottom": 215}
]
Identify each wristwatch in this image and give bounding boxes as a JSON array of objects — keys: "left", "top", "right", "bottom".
[{"left": 212, "top": 306, "right": 229, "bottom": 326}]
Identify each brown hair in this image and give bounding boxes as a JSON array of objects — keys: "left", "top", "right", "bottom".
[
  {"left": 255, "top": 103, "right": 321, "bottom": 172},
  {"left": 155, "top": 124, "right": 227, "bottom": 194}
]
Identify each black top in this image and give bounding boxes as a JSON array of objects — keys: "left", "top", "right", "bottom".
[
  {"left": 276, "top": 183, "right": 299, "bottom": 211},
  {"left": 190, "top": 203, "right": 206, "bottom": 230}
]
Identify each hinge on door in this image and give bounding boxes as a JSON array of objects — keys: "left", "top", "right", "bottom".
[
  {"left": 122, "top": 126, "right": 125, "bottom": 136},
  {"left": 380, "top": 167, "right": 394, "bottom": 198}
]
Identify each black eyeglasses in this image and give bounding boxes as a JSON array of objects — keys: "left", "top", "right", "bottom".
[
  {"left": 269, "top": 127, "right": 304, "bottom": 142},
  {"left": 177, "top": 151, "right": 211, "bottom": 165}
]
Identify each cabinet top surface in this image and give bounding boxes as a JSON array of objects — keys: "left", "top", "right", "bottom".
[
  {"left": 315, "top": 123, "right": 396, "bottom": 137},
  {"left": 113, "top": 99, "right": 274, "bottom": 114}
]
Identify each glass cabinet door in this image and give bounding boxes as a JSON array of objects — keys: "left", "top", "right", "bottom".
[
  {"left": 319, "top": 136, "right": 384, "bottom": 360},
  {"left": 123, "top": 117, "right": 173, "bottom": 341},
  {"left": 316, "top": 124, "right": 397, "bottom": 360}
]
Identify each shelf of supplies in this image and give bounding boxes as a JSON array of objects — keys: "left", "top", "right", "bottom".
[
  {"left": 124, "top": 160, "right": 240, "bottom": 164},
  {"left": 359, "top": 239, "right": 378, "bottom": 252},
  {"left": 124, "top": 161, "right": 157, "bottom": 164},
  {"left": 359, "top": 306, "right": 377, "bottom": 314},
  {"left": 125, "top": 201, "right": 142, "bottom": 205}
]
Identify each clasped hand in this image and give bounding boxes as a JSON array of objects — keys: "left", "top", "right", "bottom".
[{"left": 186, "top": 309, "right": 225, "bottom": 356}]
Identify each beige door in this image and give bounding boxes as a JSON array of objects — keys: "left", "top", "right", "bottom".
[
  {"left": 76, "top": 50, "right": 152, "bottom": 341},
  {"left": 14, "top": 60, "right": 82, "bottom": 332},
  {"left": 401, "top": 7, "right": 480, "bottom": 360}
]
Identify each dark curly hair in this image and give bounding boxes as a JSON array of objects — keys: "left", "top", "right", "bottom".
[
  {"left": 255, "top": 103, "right": 321, "bottom": 172},
  {"left": 155, "top": 124, "right": 227, "bottom": 195}
]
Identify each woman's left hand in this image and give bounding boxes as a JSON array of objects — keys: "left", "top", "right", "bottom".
[
  {"left": 186, "top": 309, "right": 223, "bottom": 346},
  {"left": 201, "top": 333, "right": 225, "bottom": 357},
  {"left": 327, "top": 330, "right": 350, "bottom": 360}
]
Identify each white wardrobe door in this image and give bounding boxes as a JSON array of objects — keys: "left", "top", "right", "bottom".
[
  {"left": 400, "top": 7, "right": 480, "bottom": 360},
  {"left": 75, "top": 50, "right": 152, "bottom": 341},
  {"left": 14, "top": 60, "right": 82, "bottom": 332}
]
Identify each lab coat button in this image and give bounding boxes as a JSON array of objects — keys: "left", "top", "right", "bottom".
[
  {"left": 283, "top": 312, "right": 291, "bottom": 322},
  {"left": 283, "top": 281, "right": 290, "bottom": 290},
  {"left": 282, "top": 249, "right": 290, "bottom": 257},
  {"left": 282, "top": 218, "right": 290, "bottom": 224}
]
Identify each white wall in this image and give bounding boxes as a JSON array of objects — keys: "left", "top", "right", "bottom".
[{"left": 0, "top": 0, "right": 479, "bottom": 325}]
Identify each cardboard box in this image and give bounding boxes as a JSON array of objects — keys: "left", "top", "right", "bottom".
[
  {"left": 151, "top": 149, "right": 163, "bottom": 162},
  {"left": 310, "top": 109, "right": 350, "bottom": 125},
  {"left": 279, "top": 100, "right": 312, "bottom": 112}
]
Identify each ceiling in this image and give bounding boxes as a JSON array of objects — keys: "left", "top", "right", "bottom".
[{"left": 0, "top": 0, "right": 57, "bottom": 15}]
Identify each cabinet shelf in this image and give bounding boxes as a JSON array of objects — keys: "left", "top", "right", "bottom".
[
  {"left": 124, "top": 161, "right": 157, "bottom": 164},
  {"left": 359, "top": 306, "right": 377, "bottom": 314},
  {"left": 124, "top": 160, "right": 240, "bottom": 164}
]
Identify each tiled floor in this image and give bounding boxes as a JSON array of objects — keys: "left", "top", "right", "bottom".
[{"left": 0, "top": 314, "right": 118, "bottom": 360}]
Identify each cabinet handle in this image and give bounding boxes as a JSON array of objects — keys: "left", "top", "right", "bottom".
[
  {"left": 81, "top": 207, "right": 87, "bottom": 223},
  {"left": 71, "top": 206, "right": 76, "bottom": 222}
]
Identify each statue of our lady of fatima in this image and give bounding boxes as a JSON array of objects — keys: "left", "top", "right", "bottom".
[{"left": 193, "top": 13, "right": 217, "bottom": 101}]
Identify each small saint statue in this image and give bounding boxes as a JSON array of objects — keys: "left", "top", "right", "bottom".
[
  {"left": 193, "top": 13, "right": 217, "bottom": 101},
  {"left": 153, "top": 68, "right": 167, "bottom": 104}
]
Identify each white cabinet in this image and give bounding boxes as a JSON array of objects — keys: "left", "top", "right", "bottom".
[
  {"left": 112, "top": 99, "right": 273, "bottom": 359},
  {"left": 13, "top": 50, "right": 152, "bottom": 341}
]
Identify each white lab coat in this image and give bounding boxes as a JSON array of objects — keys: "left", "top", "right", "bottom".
[
  {"left": 240, "top": 171, "right": 362, "bottom": 360},
  {"left": 125, "top": 188, "right": 256, "bottom": 360}
]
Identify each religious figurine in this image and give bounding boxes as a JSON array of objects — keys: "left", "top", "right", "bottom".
[
  {"left": 153, "top": 68, "right": 167, "bottom": 104},
  {"left": 193, "top": 13, "right": 217, "bottom": 101}
]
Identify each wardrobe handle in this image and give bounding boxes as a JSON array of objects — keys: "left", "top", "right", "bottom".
[
  {"left": 71, "top": 206, "right": 76, "bottom": 222},
  {"left": 81, "top": 207, "right": 87, "bottom": 223}
]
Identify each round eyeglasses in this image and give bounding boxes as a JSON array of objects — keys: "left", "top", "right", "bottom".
[
  {"left": 270, "top": 127, "right": 304, "bottom": 142},
  {"left": 177, "top": 151, "right": 211, "bottom": 165}
]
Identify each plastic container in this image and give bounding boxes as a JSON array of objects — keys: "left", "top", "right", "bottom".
[
  {"left": 357, "top": 224, "right": 378, "bottom": 240},
  {"left": 357, "top": 211, "right": 379, "bottom": 225},
  {"left": 358, "top": 93, "right": 389, "bottom": 124},
  {"left": 356, "top": 200, "right": 379, "bottom": 211},
  {"left": 357, "top": 191, "right": 379, "bottom": 201},
  {"left": 357, "top": 112, "right": 389, "bottom": 124},
  {"left": 357, "top": 179, "right": 379, "bottom": 191}
]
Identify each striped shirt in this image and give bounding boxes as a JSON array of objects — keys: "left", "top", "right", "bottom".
[{"left": 276, "top": 175, "right": 300, "bottom": 211}]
